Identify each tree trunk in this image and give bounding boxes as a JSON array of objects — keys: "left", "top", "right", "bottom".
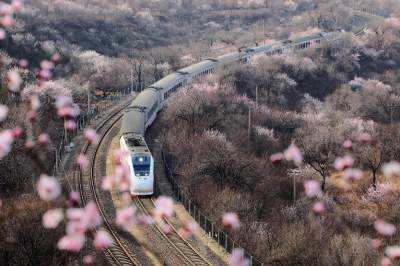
[
  {"left": 372, "top": 169, "right": 377, "bottom": 188},
  {"left": 321, "top": 175, "right": 326, "bottom": 192}
]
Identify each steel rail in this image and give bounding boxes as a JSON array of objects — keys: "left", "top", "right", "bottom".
[{"left": 136, "top": 197, "right": 214, "bottom": 266}]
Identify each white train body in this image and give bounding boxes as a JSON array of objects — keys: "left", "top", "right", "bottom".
[
  {"left": 120, "top": 134, "right": 154, "bottom": 195},
  {"left": 120, "top": 28, "right": 363, "bottom": 196}
]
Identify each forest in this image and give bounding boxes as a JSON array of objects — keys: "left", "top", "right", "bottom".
[{"left": 1, "top": 0, "right": 400, "bottom": 265}]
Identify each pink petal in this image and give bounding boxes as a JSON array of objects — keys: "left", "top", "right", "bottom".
[
  {"left": 374, "top": 219, "right": 396, "bottom": 236},
  {"left": 93, "top": 230, "right": 113, "bottom": 249},
  {"left": 42, "top": 208, "right": 64, "bottom": 229},
  {"left": 222, "top": 212, "right": 240, "bottom": 230},
  {"left": 57, "top": 234, "right": 85, "bottom": 252},
  {"left": 36, "top": 174, "right": 61, "bottom": 201}
]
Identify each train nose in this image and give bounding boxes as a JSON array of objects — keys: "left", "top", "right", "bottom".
[{"left": 131, "top": 177, "right": 153, "bottom": 195}]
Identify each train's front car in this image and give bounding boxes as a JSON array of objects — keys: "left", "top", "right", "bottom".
[
  {"left": 130, "top": 151, "right": 154, "bottom": 195},
  {"left": 120, "top": 133, "right": 154, "bottom": 196}
]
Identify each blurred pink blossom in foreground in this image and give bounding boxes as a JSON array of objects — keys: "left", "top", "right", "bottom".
[
  {"left": 385, "top": 245, "right": 400, "bottom": 259},
  {"left": 0, "top": 104, "right": 8, "bottom": 121},
  {"left": 0, "top": 129, "right": 14, "bottom": 159},
  {"left": 374, "top": 219, "right": 396, "bottom": 236},
  {"left": 93, "top": 230, "right": 113, "bottom": 249},
  {"left": 230, "top": 248, "right": 250, "bottom": 266},
  {"left": 116, "top": 206, "right": 137, "bottom": 230},
  {"left": 42, "top": 208, "right": 64, "bottom": 229},
  {"left": 303, "top": 180, "right": 322, "bottom": 198},
  {"left": 57, "top": 234, "right": 85, "bottom": 252},
  {"left": 382, "top": 161, "right": 400, "bottom": 177},
  {"left": 223, "top": 212, "right": 240, "bottom": 230},
  {"left": 284, "top": 144, "right": 303, "bottom": 166},
  {"left": 334, "top": 155, "right": 354, "bottom": 171},
  {"left": 153, "top": 196, "right": 174, "bottom": 219},
  {"left": 84, "top": 128, "right": 99, "bottom": 145},
  {"left": 36, "top": 174, "right": 61, "bottom": 201}
]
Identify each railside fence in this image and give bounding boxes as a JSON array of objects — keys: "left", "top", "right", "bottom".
[{"left": 161, "top": 150, "right": 266, "bottom": 266}]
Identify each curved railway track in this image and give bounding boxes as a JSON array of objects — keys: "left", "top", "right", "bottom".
[
  {"left": 136, "top": 198, "right": 214, "bottom": 266},
  {"left": 78, "top": 101, "right": 140, "bottom": 266}
]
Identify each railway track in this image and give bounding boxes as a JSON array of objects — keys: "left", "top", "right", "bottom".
[
  {"left": 136, "top": 197, "right": 214, "bottom": 266},
  {"left": 78, "top": 101, "right": 140, "bottom": 266}
]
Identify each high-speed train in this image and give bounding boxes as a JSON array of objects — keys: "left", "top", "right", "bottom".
[{"left": 119, "top": 30, "right": 347, "bottom": 195}]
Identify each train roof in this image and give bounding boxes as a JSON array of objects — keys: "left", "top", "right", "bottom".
[
  {"left": 216, "top": 52, "right": 239, "bottom": 64},
  {"left": 177, "top": 60, "right": 216, "bottom": 75},
  {"left": 121, "top": 107, "right": 146, "bottom": 135},
  {"left": 121, "top": 133, "right": 150, "bottom": 154},
  {"left": 130, "top": 89, "right": 158, "bottom": 110},
  {"left": 148, "top": 73, "right": 184, "bottom": 91}
]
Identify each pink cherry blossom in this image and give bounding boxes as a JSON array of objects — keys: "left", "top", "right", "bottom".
[
  {"left": 0, "top": 104, "right": 8, "bottom": 121},
  {"left": 334, "top": 155, "right": 354, "bottom": 171},
  {"left": 37, "top": 174, "right": 61, "bottom": 201},
  {"left": 153, "top": 196, "right": 174, "bottom": 219},
  {"left": 270, "top": 153, "right": 284, "bottom": 165},
  {"left": 30, "top": 95, "right": 40, "bottom": 111},
  {"left": 113, "top": 149, "right": 126, "bottom": 165},
  {"left": 84, "top": 128, "right": 99, "bottom": 145},
  {"left": 77, "top": 154, "right": 89, "bottom": 170},
  {"left": 18, "top": 59, "right": 28, "bottom": 69},
  {"left": 371, "top": 239, "right": 382, "bottom": 249},
  {"left": 343, "top": 168, "right": 363, "bottom": 182},
  {"left": 11, "top": 0, "right": 23, "bottom": 12},
  {"left": 84, "top": 202, "right": 102, "bottom": 229},
  {"left": 115, "top": 165, "right": 130, "bottom": 191},
  {"left": 0, "top": 129, "right": 14, "bottom": 159},
  {"left": 83, "top": 255, "right": 94, "bottom": 264},
  {"left": 66, "top": 210, "right": 88, "bottom": 235},
  {"left": 386, "top": 245, "right": 400, "bottom": 259},
  {"left": 303, "top": 180, "right": 322, "bottom": 198},
  {"left": 374, "top": 219, "right": 396, "bottom": 236},
  {"left": 67, "top": 191, "right": 80, "bottom": 207},
  {"left": 381, "top": 257, "right": 392, "bottom": 266},
  {"left": 222, "top": 212, "right": 240, "bottom": 230},
  {"left": 284, "top": 144, "right": 303, "bottom": 166},
  {"left": 358, "top": 132, "right": 372, "bottom": 143},
  {"left": 312, "top": 201, "right": 325, "bottom": 214},
  {"left": 7, "top": 70, "right": 21, "bottom": 92},
  {"left": 43, "top": 208, "right": 64, "bottom": 229},
  {"left": 38, "top": 133, "right": 50, "bottom": 145},
  {"left": 230, "top": 248, "right": 250, "bottom": 266},
  {"left": 101, "top": 175, "right": 115, "bottom": 191},
  {"left": 0, "top": 28, "right": 5, "bottom": 40},
  {"left": 11, "top": 126, "right": 23, "bottom": 138},
  {"left": 51, "top": 53, "right": 61, "bottom": 63},
  {"left": 40, "top": 60, "right": 55, "bottom": 70},
  {"left": 178, "top": 222, "right": 199, "bottom": 238},
  {"left": 57, "top": 234, "right": 85, "bottom": 252},
  {"left": 382, "top": 161, "right": 400, "bottom": 177},
  {"left": 93, "top": 230, "right": 113, "bottom": 249},
  {"left": 65, "top": 120, "right": 76, "bottom": 130},
  {"left": 161, "top": 223, "right": 172, "bottom": 234},
  {"left": 55, "top": 95, "right": 80, "bottom": 118},
  {"left": 116, "top": 206, "right": 137, "bottom": 230}
]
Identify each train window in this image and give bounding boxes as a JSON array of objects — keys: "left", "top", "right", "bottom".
[{"left": 132, "top": 156, "right": 150, "bottom": 176}]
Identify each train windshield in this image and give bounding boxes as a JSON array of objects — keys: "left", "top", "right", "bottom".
[{"left": 132, "top": 155, "right": 150, "bottom": 176}]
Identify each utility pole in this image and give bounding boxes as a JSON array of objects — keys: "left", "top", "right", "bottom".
[
  {"left": 248, "top": 108, "right": 251, "bottom": 149},
  {"left": 130, "top": 67, "right": 134, "bottom": 92},
  {"left": 255, "top": 86, "right": 259, "bottom": 108}
]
